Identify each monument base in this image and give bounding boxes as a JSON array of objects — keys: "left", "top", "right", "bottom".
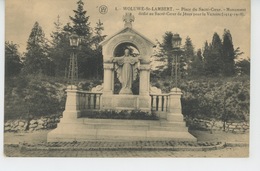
[
  {"left": 101, "top": 94, "right": 151, "bottom": 111},
  {"left": 47, "top": 118, "right": 196, "bottom": 142}
]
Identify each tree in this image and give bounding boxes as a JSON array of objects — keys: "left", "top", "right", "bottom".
[
  {"left": 89, "top": 19, "right": 107, "bottom": 78},
  {"left": 222, "top": 29, "right": 235, "bottom": 76},
  {"left": 183, "top": 37, "right": 195, "bottom": 64},
  {"left": 159, "top": 31, "right": 174, "bottom": 76},
  {"left": 68, "top": 0, "right": 91, "bottom": 38},
  {"left": 183, "top": 36, "right": 195, "bottom": 75},
  {"left": 63, "top": 0, "right": 97, "bottom": 79},
  {"left": 189, "top": 49, "right": 204, "bottom": 76},
  {"left": 91, "top": 19, "right": 106, "bottom": 50},
  {"left": 204, "top": 33, "right": 223, "bottom": 76},
  {"left": 236, "top": 59, "right": 250, "bottom": 75},
  {"left": 23, "top": 22, "right": 53, "bottom": 76},
  {"left": 49, "top": 16, "right": 71, "bottom": 77},
  {"left": 5, "top": 41, "right": 23, "bottom": 77}
]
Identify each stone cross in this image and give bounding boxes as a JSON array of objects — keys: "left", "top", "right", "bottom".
[{"left": 123, "top": 13, "right": 135, "bottom": 28}]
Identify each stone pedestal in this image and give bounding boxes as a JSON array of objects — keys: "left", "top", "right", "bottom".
[
  {"left": 101, "top": 94, "right": 151, "bottom": 111},
  {"left": 139, "top": 64, "right": 150, "bottom": 96},
  {"left": 167, "top": 87, "right": 184, "bottom": 122},
  {"left": 61, "top": 85, "right": 81, "bottom": 121},
  {"left": 103, "top": 63, "right": 114, "bottom": 95}
]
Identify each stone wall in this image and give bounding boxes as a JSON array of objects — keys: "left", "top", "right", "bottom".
[
  {"left": 4, "top": 114, "right": 61, "bottom": 132},
  {"left": 186, "top": 118, "right": 249, "bottom": 133}
]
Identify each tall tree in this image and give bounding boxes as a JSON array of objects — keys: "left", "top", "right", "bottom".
[
  {"left": 50, "top": 16, "right": 71, "bottom": 77},
  {"left": 183, "top": 36, "right": 195, "bottom": 75},
  {"left": 23, "top": 22, "right": 53, "bottom": 75},
  {"left": 63, "top": 0, "right": 96, "bottom": 79},
  {"left": 89, "top": 19, "right": 107, "bottom": 78},
  {"left": 204, "top": 33, "right": 223, "bottom": 76},
  {"left": 91, "top": 19, "right": 106, "bottom": 50},
  {"left": 189, "top": 49, "right": 204, "bottom": 76},
  {"left": 68, "top": 0, "right": 91, "bottom": 38},
  {"left": 161, "top": 31, "right": 174, "bottom": 76},
  {"left": 222, "top": 29, "right": 236, "bottom": 76},
  {"left": 5, "top": 41, "right": 23, "bottom": 77}
]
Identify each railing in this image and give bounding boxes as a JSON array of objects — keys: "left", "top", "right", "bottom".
[
  {"left": 77, "top": 91, "right": 102, "bottom": 110},
  {"left": 150, "top": 94, "right": 169, "bottom": 112}
]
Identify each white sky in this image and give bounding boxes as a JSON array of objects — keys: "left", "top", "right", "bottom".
[{"left": 5, "top": 0, "right": 250, "bottom": 58}]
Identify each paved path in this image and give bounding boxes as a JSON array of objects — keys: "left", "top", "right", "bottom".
[
  {"left": 4, "top": 145, "right": 248, "bottom": 157},
  {"left": 3, "top": 130, "right": 249, "bottom": 157}
]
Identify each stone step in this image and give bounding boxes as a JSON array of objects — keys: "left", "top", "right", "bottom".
[
  {"left": 49, "top": 118, "right": 197, "bottom": 142},
  {"left": 48, "top": 127, "right": 197, "bottom": 142},
  {"left": 159, "top": 121, "right": 186, "bottom": 127},
  {"left": 82, "top": 118, "right": 159, "bottom": 125},
  {"left": 57, "top": 120, "right": 187, "bottom": 131},
  {"left": 151, "top": 126, "right": 188, "bottom": 132},
  {"left": 166, "top": 114, "right": 184, "bottom": 122}
]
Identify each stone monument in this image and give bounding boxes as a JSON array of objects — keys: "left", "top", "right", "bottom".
[
  {"left": 47, "top": 13, "right": 196, "bottom": 142},
  {"left": 100, "top": 13, "right": 154, "bottom": 111}
]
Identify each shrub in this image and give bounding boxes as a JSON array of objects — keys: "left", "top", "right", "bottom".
[
  {"left": 82, "top": 110, "right": 159, "bottom": 120},
  {"left": 4, "top": 74, "right": 66, "bottom": 120},
  {"left": 151, "top": 75, "right": 250, "bottom": 122}
]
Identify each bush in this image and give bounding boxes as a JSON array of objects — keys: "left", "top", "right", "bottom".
[
  {"left": 151, "top": 75, "right": 250, "bottom": 122},
  {"left": 82, "top": 110, "right": 158, "bottom": 120},
  {"left": 4, "top": 74, "right": 66, "bottom": 120}
]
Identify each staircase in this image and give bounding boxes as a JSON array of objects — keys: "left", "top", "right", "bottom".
[{"left": 47, "top": 115, "right": 196, "bottom": 142}]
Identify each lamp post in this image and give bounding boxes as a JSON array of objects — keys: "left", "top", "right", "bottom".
[
  {"left": 172, "top": 33, "right": 182, "bottom": 92},
  {"left": 68, "top": 33, "right": 80, "bottom": 89}
]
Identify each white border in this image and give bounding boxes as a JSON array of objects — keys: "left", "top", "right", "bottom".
[{"left": 1, "top": 0, "right": 260, "bottom": 171}]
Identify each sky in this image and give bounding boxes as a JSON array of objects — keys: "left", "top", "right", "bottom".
[{"left": 5, "top": 0, "right": 250, "bottom": 59}]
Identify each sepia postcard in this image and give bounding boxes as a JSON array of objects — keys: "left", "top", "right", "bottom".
[{"left": 4, "top": 0, "right": 250, "bottom": 160}]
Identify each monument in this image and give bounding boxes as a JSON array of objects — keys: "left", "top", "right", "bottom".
[{"left": 47, "top": 13, "right": 196, "bottom": 142}]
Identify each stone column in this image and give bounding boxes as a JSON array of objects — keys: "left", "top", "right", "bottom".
[
  {"left": 167, "top": 88, "right": 184, "bottom": 122},
  {"left": 62, "top": 85, "right": 81, "bottom": 121},
  {"left": 103, "top": 63, "right": 114, "bottom": 95},
  {"left": 139, "top": 64, "right": 150, "bottom": 96}
]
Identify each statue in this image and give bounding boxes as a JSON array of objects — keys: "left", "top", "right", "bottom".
[{"left": 112, "top": 48, "right": 140, "bottom": 94}]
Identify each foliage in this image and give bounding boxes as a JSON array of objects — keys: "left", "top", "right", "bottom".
[
  {"left": 82, "top": 110, "right": 158, "bottom": 120},
  {"left": 183, "top": 36, "right": 195, "bottom": 75},
  {"left": 204, "top": 33, "right": 223, "bottom": 76},
  {"left": 222, "top": 29, "right": 236, "bottom": 76},
  {"left": 4, "top": 74, "right": 66, "bottom": 120},
  {"left": 189, "top": 49, "right": 204, "bottom": 76},
  {"left": 151, "top": 76, "right": 250, "bottom": 122},
  {"left": 5, "top": 41, "right": 23, "bottom": 77},
  {"left": 153, "top": 32, "right": 187, "bottom": 78},
  {"left": 236, "top": 59, "right": 250, "bottom": 76},
  {"left": 67, "top": 0, "right": 91, "bottom": 38},
  {"left": 23, "top": 22, "right": 54, "bottom": 76}
]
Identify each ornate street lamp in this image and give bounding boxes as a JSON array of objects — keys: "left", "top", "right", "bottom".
[
  {"left": 67, "top": 33, "right": 80, "bottom": 89},
  {"left": 172, "top": 33, "right": 182, "bottom": 92},
  {"left": 69, "top": 33, "right": 80, "bottom": 47}
]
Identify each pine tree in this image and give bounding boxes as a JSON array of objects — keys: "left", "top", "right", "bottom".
[
  {"left": 91, "top": 19, "right": 106, "bottom": 50},
  {"left": 23, "top": 22, "right": 53, "bottom": 75},
  {"left": 51, "top": 15, "right": 63, "bottom": 46},
  {"left": 5, "top": 41, "right": 23, "bottom": 77},
  {"left": 90, "top": 19, "right": 107, "bottom": 78},
  {"left": 183, "top": 36, "right": 195, "bottom": 75},
  {"left": 69, "top": 0, "right": 91, "bottom": 38},
  {"left": 50, "top": 16, "right": 71, "bottom": 77},
  {"left": 161, "top": 31, "right": 174, "bottom": 76},
  {"left": 222, "top": 29, "right": 235, "bottom": 76}
]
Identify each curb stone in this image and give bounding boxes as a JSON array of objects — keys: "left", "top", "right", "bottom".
[{"left": 17, "top": 141, "right": 226, "bottom": 152}]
